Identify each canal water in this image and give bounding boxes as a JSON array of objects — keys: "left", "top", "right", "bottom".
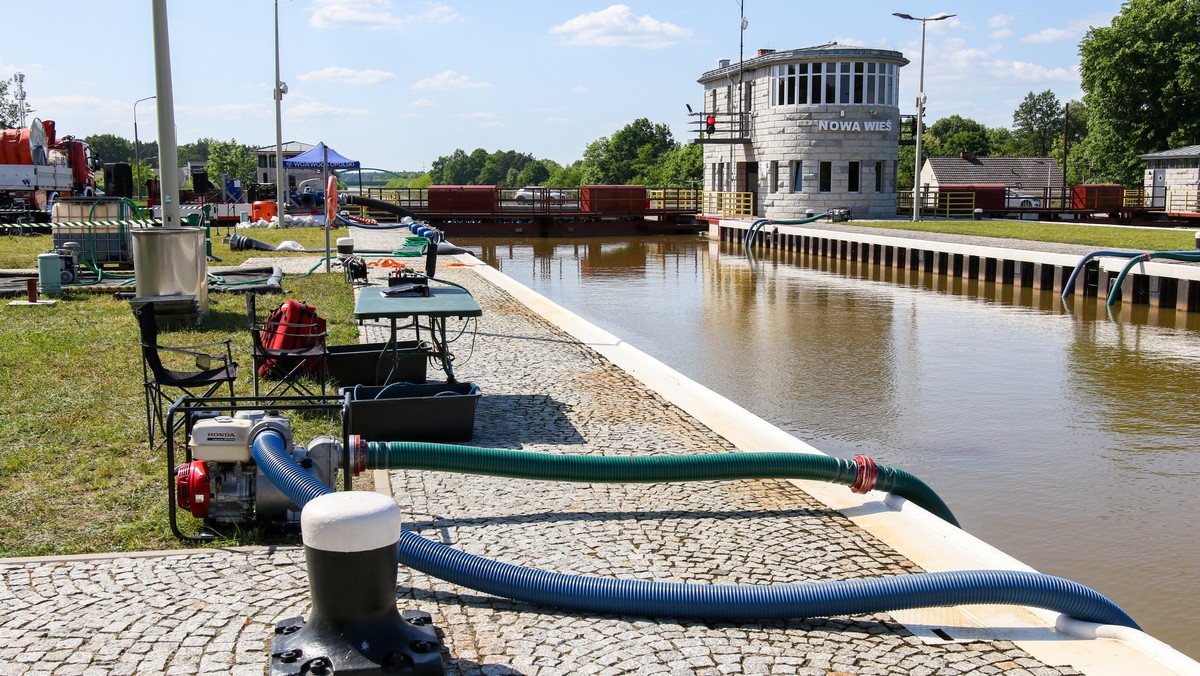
[{"left": 465, "top": 234, "right": 1200, "bottom": 660}]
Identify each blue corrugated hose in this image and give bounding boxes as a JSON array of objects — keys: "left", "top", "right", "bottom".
[{"left": 250, "top": 430, "right": 1139, "bottom": 629}]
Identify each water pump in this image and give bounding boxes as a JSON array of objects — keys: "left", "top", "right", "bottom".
[{"left": 176, "top": 411, "right": 340, "bottom": 527}]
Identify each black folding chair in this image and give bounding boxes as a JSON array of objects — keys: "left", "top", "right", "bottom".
[
  {"left": 248, "top": 293, "right": 329, "bottom": 403},
  {"left": 135, "top": 303, "right": 238, "bottom": 447}
]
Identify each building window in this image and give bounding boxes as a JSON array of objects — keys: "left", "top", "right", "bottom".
[
  {"left": 792, "top": 161, "right": 803, "bottom": 192},
  {"left": 848, "top": 162, "right": 860, "bottom": 193},
  {"left": 770, "top": 60, "right": 898, "bottom": 107},
  {"left": 819, "top": 162, "right": 832, "bottom": 193},
  {"left": 875, "top": 160, "right": 884, "bottom": 192},
  {"left": 769, "top": 161, "right": 778, "bottom": 193}
]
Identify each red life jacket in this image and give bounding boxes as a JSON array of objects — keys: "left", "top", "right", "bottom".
[{"left": 258, "top": 299, "right": 327, "bottom": 376}]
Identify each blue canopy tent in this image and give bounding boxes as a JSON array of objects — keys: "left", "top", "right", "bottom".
[
  {"left": 282, "top": 142, "right": 362, "bottom": 198},
  {"left": 283, "top": 142, "right": 361, "bottom": 270}
]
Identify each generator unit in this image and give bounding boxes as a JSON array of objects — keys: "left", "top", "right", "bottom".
[{"left": 175, "top": 411, "right": 340, "bottom": 527}]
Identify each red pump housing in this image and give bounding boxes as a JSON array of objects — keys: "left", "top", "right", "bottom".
[{"left": 175, "top": 461, "right": 212, "bottom": 518}]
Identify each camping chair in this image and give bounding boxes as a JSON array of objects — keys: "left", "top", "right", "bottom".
[
  {"left": 135, "top": 303, "right": 238, "bottom": 448},
  {"left": 248, "top": 293, "right": 329, "bottom": 403}
]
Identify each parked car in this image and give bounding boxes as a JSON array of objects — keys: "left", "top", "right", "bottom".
[
  {"left": 1005, "top": 188, "right": 1041, "bottom": 208},
  {"left": 513, "top": 186, "right": 564, "bottom": 202}
]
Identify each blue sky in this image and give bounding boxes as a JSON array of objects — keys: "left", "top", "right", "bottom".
[{"left": 4, "top": 1, "right": 1123, "bottom": 172}]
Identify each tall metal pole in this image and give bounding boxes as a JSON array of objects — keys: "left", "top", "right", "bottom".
[
  {"left": 15, "top": 73, "right": 26, "bottom": 128},
  {"left": 913, "top": 20, "right": 926, "bottom": 222},
  {"left": 274, "top": 0, "right": 287, "bottom": 227},
  {"left": 151, "top": 0, "right": 180, "bottom": 228},
  {"left": 894, "top": 12, "right": 954, "bottom": 222},
  {"left": 133, "top": 95, "right": 155, "bottom": 202}
]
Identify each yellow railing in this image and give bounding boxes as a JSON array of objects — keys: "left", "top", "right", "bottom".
[
  {"left": 929, "top": 192, "right": 976, "bottom": 218},
  {"left": 1166, "top": 190, "right": 1200, "bottom": 213},
  {"left": 648, "top": 188, "right": 700, "bottom": 211},
  {"left": 700, "top": 191, "right": 754, "bottom": 218}
]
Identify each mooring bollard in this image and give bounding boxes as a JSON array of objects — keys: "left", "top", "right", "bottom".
[{"left": 269, "top": 491, "right": 443, "bottom": 675}]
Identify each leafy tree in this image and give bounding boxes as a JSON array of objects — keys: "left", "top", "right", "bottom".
[
  {"left": 1080, "top": 0, "right": 1200, "bottom": 184},
  {"left": 515, "top": 160, "right": 550, "bottom": 186},
  {"left": 206, "top": 140, "right": 256, "bottom": 186},
  {"left": 0, "top": 76, "right": 22, "bottom": 129},
  {"left": 581, "top": 118, "right": 676, "bottom": 184},
  {"left": 1012, "top": 90, "right": 1064, "bottom": 156},
  {"left": 178, "top": 137, "right": 218, "bottom": 164},
  {"left": 986, "top": 127, "right": 1021, "bottom": 156},
  {"left": 924, "top": 115, "right": 991, "bottom": 157},
  {"left": 83, "top": 133, "right": 133, "bottom": 165},
  {"left": 547, "top": 162, "right": 584, "bottom": 188},
  {"left": 639, "top": 143, "right": 702, "bottom": 186},
  {"left": 897, "top": 144, "right": 916, "bottom": 190}
]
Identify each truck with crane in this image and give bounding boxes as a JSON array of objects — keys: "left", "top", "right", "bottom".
[{"left": 0, "top": 119, "right": 98, "bottom": 224}]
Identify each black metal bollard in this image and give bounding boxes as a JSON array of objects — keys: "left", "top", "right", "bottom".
[{"left": 269, "top": 491, "right": 443, "bottom": 675}]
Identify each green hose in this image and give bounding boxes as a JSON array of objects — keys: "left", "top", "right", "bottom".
[
  {"left": 1106, "top": 250, "right": 1200, "bottom": 306},
  {"left": 363, "top": 442, "right": 959, "bottom": 526}
]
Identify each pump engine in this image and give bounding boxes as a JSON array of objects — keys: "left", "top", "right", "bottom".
[{"left": 175, "top": 411, "right": 341, "bottom": 527}]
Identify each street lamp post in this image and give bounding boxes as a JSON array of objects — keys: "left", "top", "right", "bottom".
[
  {"left": 893, "top": 12, "right": 955, "bottom": 222},
  {"left": 133, "top": 95, "right": 156, "bottom": 202},
  {"left": 274, "top": 0, "right": 288, "bottom": 227}
]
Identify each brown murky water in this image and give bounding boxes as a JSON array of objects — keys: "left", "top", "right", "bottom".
[{"left": 467, "top": 234, "right": 1200, "bottom": 660}]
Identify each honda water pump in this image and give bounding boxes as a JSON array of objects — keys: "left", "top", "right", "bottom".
[{"left": 175, "top": 411, "right": 340, "bottom": 526}]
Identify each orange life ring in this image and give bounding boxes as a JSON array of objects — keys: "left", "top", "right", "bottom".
[{"left": 325, "top": 175, "right": 338, "bottom": 222}]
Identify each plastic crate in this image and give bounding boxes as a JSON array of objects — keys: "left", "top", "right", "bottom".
[
  {"left": 326, "top": 341, "right": 429, "bottom": 387},
  {"left": 342, "top": 382, "right": 480, "bottom": 442},
  {"left": 52, "top": 221, "right": 152, "bottom": 265}
]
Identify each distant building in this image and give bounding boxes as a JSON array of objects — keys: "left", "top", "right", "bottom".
[
  {"left": 1138, "top": 145, "right": 1200, "bottom": 207},
  {"left": 697, "top": 44, "right": 909, "bottom": 219},
  {"left": 250, "top": 141, "right": 320, "bottom": 187},
  {"left": 920, "top": 153, "right": 1064, "bottom": 193}
]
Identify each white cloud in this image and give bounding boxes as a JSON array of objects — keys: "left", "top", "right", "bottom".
[
  {"left": 1000, "top": 61, "right": 1076, "bottom": 82},
  {"left": 411, "top": 70, "right": 493, "bottom": 91},
  {"left": 545, "top": 116, "right": 571, "bottom": 125},
  {"left": 573, "top": 85, "right": 589, "bottom": 94},
  {"left": 988, "top": 14, "right": 1013, "bottom": 29},
  {"left": 308, "top": 0, "right": 459, "bottom": 31},
  {"left": 991, "top": 29, "right": 1013, "bottom": 40},
  {"left": 298, "top": 66, "right": 396, "bottom": 85},
  {"left": 1022, "top": 28, "right": 1074, "bottom": 44},
  {"left": 287, "top": 101, "right": 373, "bottom": 119},
  {"left": 411, "top": 98, "right": 436, "bottom": 108},
  {"left": 550, "top": 4, "right": 691, "bottom": 48}
]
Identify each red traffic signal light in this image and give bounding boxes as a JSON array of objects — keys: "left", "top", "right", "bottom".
[{"left": 706, "top": 115, "right": 716, "bottom": 134}]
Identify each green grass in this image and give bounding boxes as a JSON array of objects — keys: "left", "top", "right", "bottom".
[
  {"left": 0, "top": 226, "right": 360, "bottom": 556},
  {"left": 849, "top": 219, "right": 1196, "bottom": 251}
]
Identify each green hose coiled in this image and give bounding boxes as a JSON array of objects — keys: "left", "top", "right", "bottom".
[{"left": 363, "top": 442, "right": 959, "bottom": 526}]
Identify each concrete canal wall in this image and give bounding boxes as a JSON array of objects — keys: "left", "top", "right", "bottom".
[{"left": 713, "top": 219, "right": 1200, "bottom": 313}]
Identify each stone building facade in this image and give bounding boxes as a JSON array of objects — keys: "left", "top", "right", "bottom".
[{"left": 698, "top": 45, "right": 908, "bottom": 219}]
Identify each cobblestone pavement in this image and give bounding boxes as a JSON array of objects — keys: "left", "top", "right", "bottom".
[{"left": 0, "top": 226, "right": 1084, "bottom": 674}]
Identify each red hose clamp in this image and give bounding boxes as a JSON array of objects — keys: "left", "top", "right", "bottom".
[
  {"left": 351, "top": 435, "right": 368, "bottom": 476},
  {"left": 850, "top": 455, "right": 878, "bottom": 494}
]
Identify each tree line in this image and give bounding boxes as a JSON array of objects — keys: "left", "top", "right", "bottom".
[
  {"left": 404, "top": 118, "right": 702, "bottom": 190},
  {"left": 1, "top": 0, "right": 1193, "bottom": 192}
]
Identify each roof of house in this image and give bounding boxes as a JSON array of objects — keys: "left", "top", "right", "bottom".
[
  {"left": 1139, "top": 145, "right": 1200, "bottom": 160},
  {"left": 249, "top": 141, "right": 314, "bottom": 156},
  {"left": 924, "top": 155, "right": 1064, "bottom": 189}
]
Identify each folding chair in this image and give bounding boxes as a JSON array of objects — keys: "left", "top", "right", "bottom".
[
  {"left": 248, "top": 293, "right": 329, "bottom": 402},
  {"left": 135, "top": 303, "right": 238, "bottom": 447}
]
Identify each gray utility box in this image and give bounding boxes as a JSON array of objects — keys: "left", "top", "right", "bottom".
[
  {"left": 325, "top": 341, "right": 429, "bottom": 387},
  {"left": 341, "top": 382, "right": 480, "bottom": 442}
]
